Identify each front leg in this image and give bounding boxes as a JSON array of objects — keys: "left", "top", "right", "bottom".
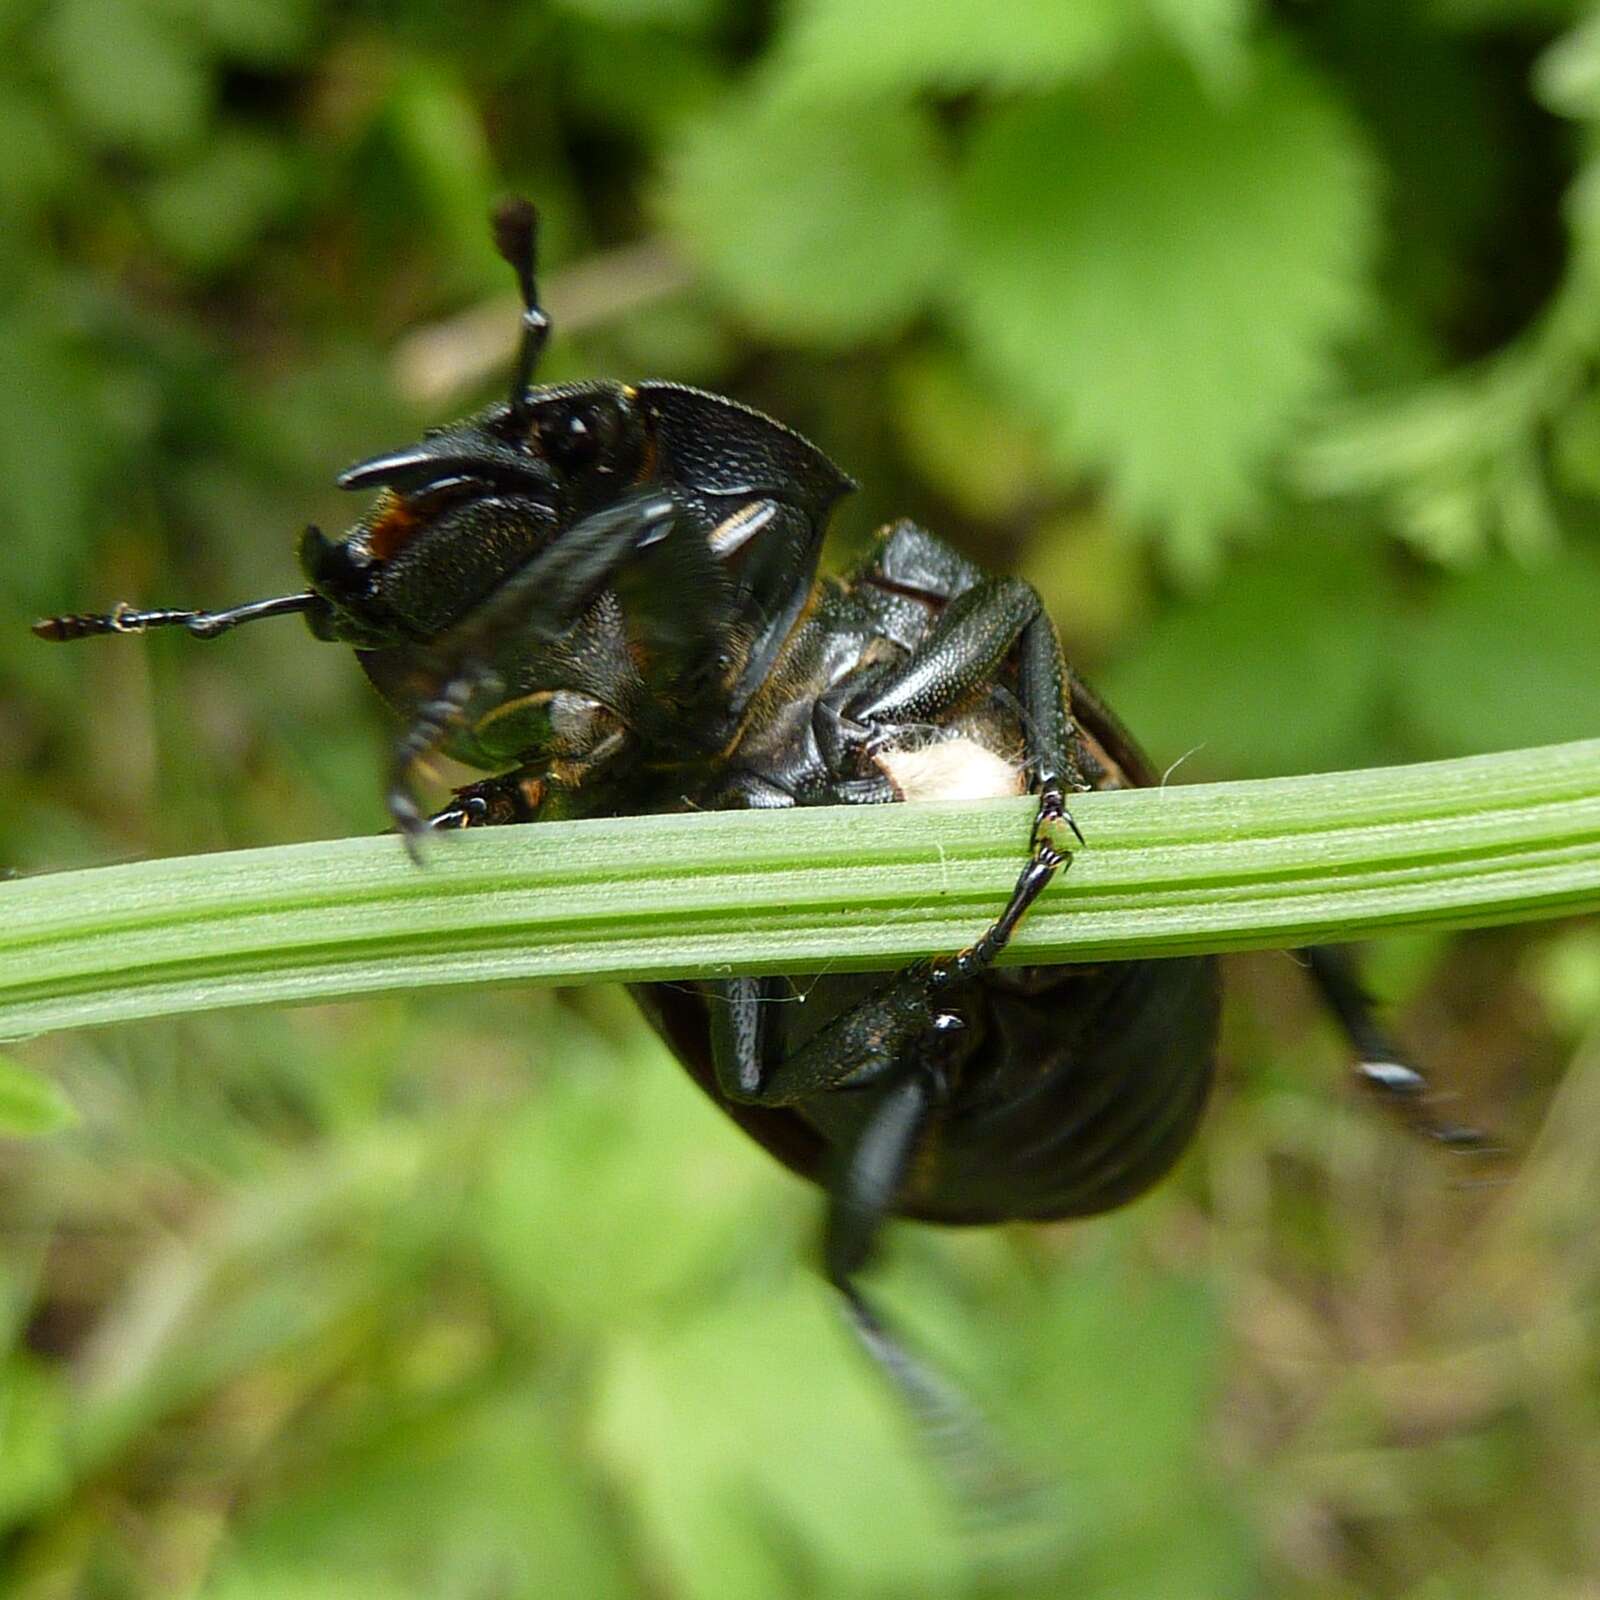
[
  {"left": 389, "top": 488, "right": 680, "bottom": 853},
  {"left": 426, "top": 770, "right": 545, "bottom": 831}
]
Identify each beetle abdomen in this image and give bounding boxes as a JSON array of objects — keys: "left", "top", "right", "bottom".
[
  {"left": 636, "top": 952, "right": 1220, "bottom": 1229},
  {"left": 900, "top": 954, "right": 1221, "bottom": 1225}
]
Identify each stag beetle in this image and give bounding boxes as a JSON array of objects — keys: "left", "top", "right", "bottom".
[{"left": 36, "top": 199, "right": 1481, "bottom": 1502}]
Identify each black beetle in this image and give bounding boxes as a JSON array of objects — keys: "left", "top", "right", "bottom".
[{"left": 35, "top": 199, "right": 1480, "bottom": 1502}]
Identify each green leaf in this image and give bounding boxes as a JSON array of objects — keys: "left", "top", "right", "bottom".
[
  {"left": 952, "top": 49, "right": 1378, "bottom": 573},
  {"left": 1021, "top": 507, "right": 1150, "bottom": 656},
  {"left": 0, "top": 88, "right": 77, "bottom": 211},
  {"left": 1143, "top": 0, "right": 1252, "bottom": 91},
  {"left": 214, "top": 1384, "right": 635, "bottom": 1600},
  {"left": 768, "top": 0, "right": 1136, "bottom": 98},
  {"left": 41, "top": 0, "right": 211, "bottom": 157},
  {"left": 559, "top": 21, "right": 728, "bottom": 139},
  {"left": 1398, "top": 551, "right": 1600, "bottom": 757},
  {"left": 552, "top": 0, "right": 722, "bottom": 28},
  {"left": 1538, "top": 10, "right": 1600, "bottom": 118},
  {"left": 144, "top": 131, "right": 297, "bottom": 273},
  {"left": 1072, "top": 1486, "right": 1258, "bottom": 1599},
  {"left": 660, "top": 90, "right": 951, "bottom": 345},
  {"left": 1523, "top": 924, "right": 1600, "bottom": 1035},
  {"left": 5, "top": 741, "right": 1600, "bottom": 1041},
  {"left": 188, "top": 0, "right": 313, "bottom": 65},
  {"left": 766, "top": 0, "right": 1254, "bottom": 99},
  {"left": 890, "top": 348, "right": 1053, "bottom": 520},
  {"left": 1100, "top": 534, "right": 1393, "bottom": 779},
  {"left": 1016, "top": 1250, "right": 1224, "bottom": 1529},
  {"left": 475, "top": 1024, "right": 779, "bottom": 1326},
  {"left": 1310, "top": 8, "right": 1508, "bottom": 337},
  {"left": 592, "top": 1279, "right": 965, "bottom": 1599},
  {"left": 0, "top": 298, "right": 102, "bottom": 609},
  {"left": 0, "top": 1054, "right": 77, "bottom": 1137},
  {"left": 1296, "top": 330, "right": 1579, "bottom": 565},
  {"left": 383, "top": 68, "right": 498, "bottom": 293},
  {"left": 1433, "top": 0, "right": 1588, "bottom": 27},
  {"left": 207, "top": 1568, "right": 414, "bottom": 1600},
  {"left": 0, "top": 1356, "right": 71, "bottom": 1532}
]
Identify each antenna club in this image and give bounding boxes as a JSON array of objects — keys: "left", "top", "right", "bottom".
[
  {"left": 492, "top": 195, "right": 551, "bottom": 418},
  {"left": 491, "top": 195, "right": 540, "bottom": 303}
]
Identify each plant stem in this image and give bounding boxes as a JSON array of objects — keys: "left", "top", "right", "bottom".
[{"left": 3, "top": 739, "right": 1599, "bottom": 1041}]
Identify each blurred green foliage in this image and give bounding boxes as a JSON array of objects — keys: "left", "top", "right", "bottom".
[{"left": 3, "top": 0, "right": 1600, "bottom": 1595}]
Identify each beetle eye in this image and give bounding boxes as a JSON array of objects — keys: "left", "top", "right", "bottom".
[{"left": 531, "top": 400, "right": 622, "bottom": 474}]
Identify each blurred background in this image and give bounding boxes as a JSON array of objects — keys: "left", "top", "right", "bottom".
[{"left": 3, "top": 0, "right": 1600, "bottom": 1594}]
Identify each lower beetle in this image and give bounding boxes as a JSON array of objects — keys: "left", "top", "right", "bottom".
[{"left": 35, "top": 199, "right": 1480, "bottom": 1502}]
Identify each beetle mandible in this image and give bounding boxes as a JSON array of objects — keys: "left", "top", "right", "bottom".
[{"left": 35, "top": 198, "right": 1481, "bottom": 1496}]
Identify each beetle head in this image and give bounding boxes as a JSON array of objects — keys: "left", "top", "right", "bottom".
[
  {"left": 38, "top": 194, "right": 853, "bottom": 740},
  {"left": 308, "top": 198, "right": 852, "bottom": 656},
  {"left": 303, "top": 381, "right": 658, "bottom": 644},
  {"left": 303, "top": 198, "right": 667, "bottom": 644}
]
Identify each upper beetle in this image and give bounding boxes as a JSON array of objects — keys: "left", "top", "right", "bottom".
[{"left": 36, "top": 198, "right": 1480, "bottom": 1504}]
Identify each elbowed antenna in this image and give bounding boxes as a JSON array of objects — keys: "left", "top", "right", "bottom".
[
  {"left": 33, "top": 590, "right": 321, "bottom": 644},
  {"left": 490, "top": 195, "right": 551, "bottom": 427}
]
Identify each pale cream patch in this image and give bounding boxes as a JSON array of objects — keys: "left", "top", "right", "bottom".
[{"left": 874, "top": 737, "right": 1026, "bottom": 803}]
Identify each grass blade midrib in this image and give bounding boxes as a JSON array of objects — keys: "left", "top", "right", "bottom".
[{"left": 2, "top": 738, "right": 1598, "bottom": 1041}]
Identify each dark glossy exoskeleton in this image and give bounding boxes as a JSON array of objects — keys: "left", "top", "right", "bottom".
[{"left": 36, "top": 200, "right": 1480, "bottom": 1506}]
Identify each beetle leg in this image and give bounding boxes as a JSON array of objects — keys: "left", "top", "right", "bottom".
[
  {"left": 707, "top": 956, "right": 1082, "bottom": 1512},
  {"left": 696, "top": 771, "right": 796, "bottom": 809},
  {"left": 823, "top": 572, "right": 1084, "bottom": 843},
  {"left": 387, "top": 488, "right": 681, "bottom": 857},
  {"left": 822, "top": 578, "right": 1036, "bottom": 758},
  {"left": 818, "top": 577, "right": 1085, "bottom": 981},
  {"left": 426, "top": 795, "right": 484, "bottom": 831},
  {"left": 926, "top": 844, "right": 1070, "bottom": 990},
  {"left": 834, "top": 577, "right": 1080, "bottom": 785},
  {"left": 442, "top": 487, "right": 680, "bottom": 658},
  {"left": 828, "top": 1074, "right": 1054, "bottom": 1523},
  {"left": 707, "top": 971, "right": 962, "bottom": 1106},
  {"left": 1302, "top": 945, "right": 1494, "bottom": 1152},
  {"left": 827, "top": 1075, "right": 951, "bottom": 1418},
  {"left": 425, "top": 770, "right": 543, "bottom": 831},
  {"left": 706, "top": 975, "right": 789, "bottom": 1101},
  {"left": 386, "top": 660, "right": 503, "bottom": 860},
  {"left": 705, "top": 983, "right": 1041, "bottom": 1510}
]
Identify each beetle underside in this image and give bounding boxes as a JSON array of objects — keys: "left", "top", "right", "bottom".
[{"left": 34, "top": 195, "right": 1487, "bottom": 1522}]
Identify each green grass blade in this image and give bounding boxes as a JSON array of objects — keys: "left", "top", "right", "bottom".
[{"left": 3, "top": 738, "right": 1599, "bottom": 1040}]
